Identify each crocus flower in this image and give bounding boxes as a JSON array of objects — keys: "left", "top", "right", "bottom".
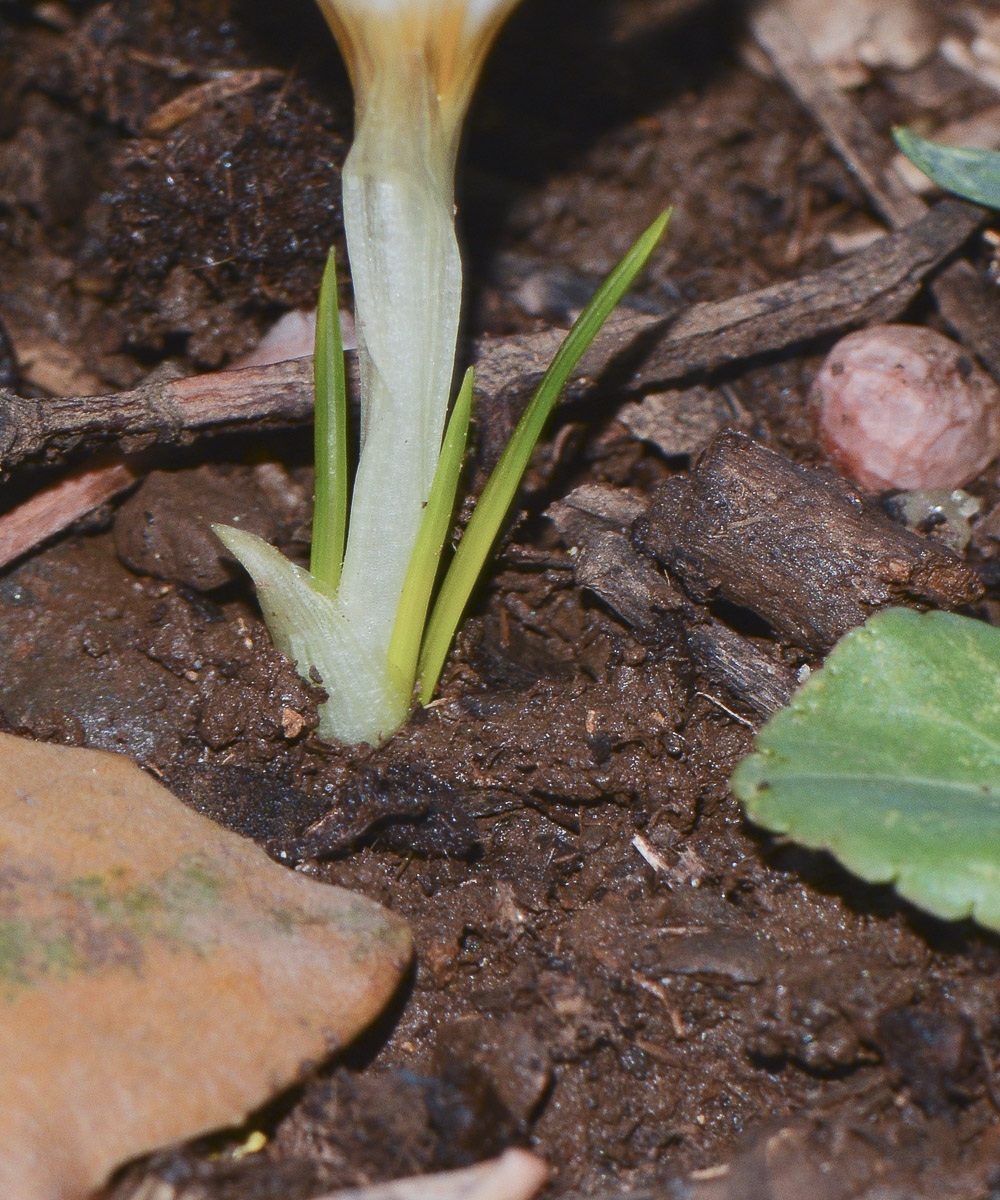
[
  {"left": 316, "top": 0, "right": 524, "bottom": 158},
  {"left": 220, "top": 0, "right": 524, "bottom": 745},
  {"left": 318, "top": 0, "right": 524, "bottom": 666},
  {"left": 217, "top": 0, "right": 668, "bottom": 747}
]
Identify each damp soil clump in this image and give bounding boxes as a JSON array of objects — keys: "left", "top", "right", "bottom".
[{"left": 5, "top": 0, "right": 1000, "bottom": 1197}]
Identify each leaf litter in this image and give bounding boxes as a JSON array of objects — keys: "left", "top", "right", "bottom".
[{"left": 0, "top": 733, "right": 410, "bottom": 1199}]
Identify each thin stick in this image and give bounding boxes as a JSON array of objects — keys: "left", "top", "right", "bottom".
[
  {"left": 0, "top": 201, "right": 978, "bottom": 476},
  {"left": 749, "top": 5, "right": 924, "bottom": 229},
  {"left": 0, "top": 453, "right": 141, "bottom": 570}
]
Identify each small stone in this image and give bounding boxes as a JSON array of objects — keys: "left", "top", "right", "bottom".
[
  {"left": 812, "top": 325, "right": 1000, "bottom": 492},
  {"left": 281, "top": 706, "right": 306, "bottom": 738},
  {"left": 884, "top": 488, "right": 981, "bottom": 553},
  {"left": 0, "top": 733, "right": 412, "bottom": 1199},
  {"left": 781, "top": 0, "right": 936, "bottom": 86}
]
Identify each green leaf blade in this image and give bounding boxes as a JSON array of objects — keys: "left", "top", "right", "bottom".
[
  {"left": 893, "top": 127, "right": 1000, "bottom": 210},
  {"left": 387, "top": 367, "right": 474, "bottom": 689},
  {"left": 310, "top": 248, "right": 350, "bottom": 592},
  {"left": 418, "top": 208, "right": 671, "bottom": 701},
  {"left": 732, "top": 608, "right": 1000, "bottom": 930}
]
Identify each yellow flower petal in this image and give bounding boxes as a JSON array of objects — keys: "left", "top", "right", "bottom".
[{"left": 315, "top": 0, "right": 521, "bottom": 122}]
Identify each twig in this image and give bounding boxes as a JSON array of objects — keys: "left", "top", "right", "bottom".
[
  {"left": 749, "top": 5, "right": 924, "bottom": 229},
  {"left": 0, "top": 200, "right": 978, "bottom": 477},
  {"left": 0, "top": 358, "right": 316, "bottom": 475},
  {"left": 636, "top": 201, "right": 979, "bottom": 381},
  {"left": 0, "top": 453, "right": 141, "bottom": 570},
  {"left": 750, "top": 3, "right": 1000, "bottom": 382}
]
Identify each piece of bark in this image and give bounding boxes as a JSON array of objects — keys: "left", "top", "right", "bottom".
[
  {"left": 687, "top": 622, "right": 796, "bottom": 718},
  {"left": 632, "top": 431, "right": 982, "bottom": 654},
  {"left": 576, "top": 529, "right": 686, "bottom": 633},
  {"left": 0, "top": 201, "right": 979, "bottom": 476},
  {"left": 547, "top": 483, "right": 648, "bottom": 543},
  {"left": 549, "top": 486, "right": 795, "bottom": 715},
  {"left": 547, "top": 485, "right": 685, "bottom": 640},
  {"left": 617, "top": 385, "right": 745, "bottom": 459},
  {"left": 0, "top": 453, "right": 141, "bottom": 571},
  {"left": 931, "top": 259, "right": 1000, "bottom": 384}
]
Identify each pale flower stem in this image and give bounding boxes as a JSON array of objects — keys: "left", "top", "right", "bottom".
[
  {"left": 334, "top": 53, "right": 463, "bottom": 663},
  {"left": 219, "top": 0, "right": 527, "bottom": 746}
]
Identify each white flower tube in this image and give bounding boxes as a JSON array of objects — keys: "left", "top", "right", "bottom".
[
  {"left": 220, "top": 0, "right": 522, "bottom": 745},
  {"left": 319, "top": 0, "right": 522, "bottom": 659}
]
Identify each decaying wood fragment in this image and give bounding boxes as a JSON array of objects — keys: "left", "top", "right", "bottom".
[
  {"left": 0, "top": 201, "right": 979, "bottom": 477},
  {"left": 546, "top": 483, "right": 648, "bottom": 544},
  {"left": 548, "top": 483, "right": 796, "bottom": 717},
  {"left": 633, "top": 431, "right": 983, "bottom": 654},
  {"left": 617, "top": 385, "right": 746, "bottom": 459},
  {"left": 0, "top": 453, "right": 141, "bottom": 571},
  {"left": 575, "top": 531, "right": 684, "bottom": 635},
  {"left": 547, "top": 485, "right": 685, "bottom": 642},
  {"left": 686, "top": 623, "right": 795, "bottom": 718}
]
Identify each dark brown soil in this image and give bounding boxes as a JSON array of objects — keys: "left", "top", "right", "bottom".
[{"left": 5, "top": 1, "right": 1000, "bottom": 1197}]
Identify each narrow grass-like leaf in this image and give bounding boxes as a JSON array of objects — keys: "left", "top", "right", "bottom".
[
  {"left": 310, "top": 248, "right": 349, "bottom": 592},
  {"left": 894, "top": 127, "right": 1000, "bottom": 209},
  {"left": 731, "top": 608, "right": 1000, "bottom": 931},
  {"left": 387, "top": 367, "right": 475, "bottom": 688},
  {"left": 417, "top": 208, "right": 671, "bottom": 702}
]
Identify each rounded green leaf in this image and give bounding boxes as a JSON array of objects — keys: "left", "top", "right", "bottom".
[{"left": 732, "top": 608, "right": 1000, "bottom": 929}]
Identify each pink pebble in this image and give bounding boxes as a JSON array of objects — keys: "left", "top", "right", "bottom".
[{"left": 812, "top": 324, "right": 1000, "bottom": 491}]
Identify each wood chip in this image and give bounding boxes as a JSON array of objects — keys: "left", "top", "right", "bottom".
[
  {"left": 0, "top": 452, "right": 141, "bottom": 571},
  {"left": 633, "top": 431, "right": 983, "bottom": 654},
  {"left": 687, "top": 622, "right": 796, "bottom": 719},
  {"left": 617, "top": 386, "right": 745, "bottom": 458}
]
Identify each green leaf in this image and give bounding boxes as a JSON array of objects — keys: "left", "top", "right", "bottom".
[
  {"left": 731, "top": 608, "right": 1000, "bottom": 930},
  {"left": 417, "top": 208, "right": 671, "bottom": 702},
  {"left": 387, "top": 367, "right": 474, "bottom": 688},
  {"left": 893, "top": 127, "right": 1000, "bottom": 210},
  {"left": 310, "top": 248, "right": 350, "bottom": 592}
]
